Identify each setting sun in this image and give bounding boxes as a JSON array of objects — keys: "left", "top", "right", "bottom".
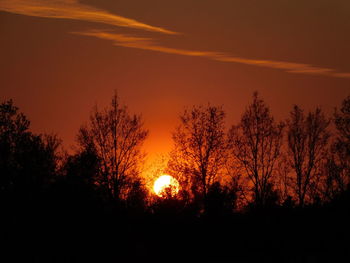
[{"left": 153, "top": 175, "right": 180, "bottom": 197}]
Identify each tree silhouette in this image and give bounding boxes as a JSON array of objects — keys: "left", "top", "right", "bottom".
[
  {"left": 334, "top": 95, "right": 350, "bottom": 188},
  {"left": 77, "top": 93, "right": 148, "bottom": 202},
  {"left": 151, "top": 184, "right": 186, "bottom": 217},
  {"left": 168, "top": 104, "right": 227, "bottom": 211},
  {"left": 0, "top": 100, "right": 61, "bottom": 202},
  {"left": 124, "top": 177, "right": 148, "bottom": 213},
  {"left": 228, "top": 93, "right": 284, "bottom": 207},
  {"left": 323, "top": 96, "right": 350, "bottom": 200},
  {"left": 286, "top": 105, "right": 330, "bottom": 207},
  {"left": 64, "top": 145, "right": 99, "bottom": 183},
  {"left": 1, "top": 94, "right": 350, "bottom": 262},
  {"left": 205, "top": 181, "right": 237, "bottom": 217}
]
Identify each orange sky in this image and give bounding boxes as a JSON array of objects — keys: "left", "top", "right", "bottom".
[{"left": 1, "top": 0, "right": 350, "bottom": 161}]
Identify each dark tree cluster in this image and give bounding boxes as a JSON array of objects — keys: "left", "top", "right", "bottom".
[
  {"left": 168, "top": 93, "right": 350, "bottom": 213},
  {"left": 1, "top": 93, "right": 350, "bottom": 262}
]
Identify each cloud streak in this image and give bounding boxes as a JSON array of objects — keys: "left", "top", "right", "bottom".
[
  {"left": 1, "top": 1, "right": 349, "bottom": 78},
  {"left": 0, "top": 0, "right": 176, "bottom": 34},
  {"left": 74, "top": 30, "right": 350, "bottom": 79}
]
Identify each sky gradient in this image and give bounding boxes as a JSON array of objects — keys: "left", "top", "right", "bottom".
[{"left": 1, "top": 0, "right": 350, "bottom": 160}]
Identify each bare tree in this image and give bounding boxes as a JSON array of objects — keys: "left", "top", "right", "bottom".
[
  {"left": 168, "top": 104, "right": 227, "bottom": 207},
  {"left": 334, "top": 95, "right": 350, "bottom": 186},
  {"left": 323, "top": 96, "right": 350, "bottom": 200},
  {"left": 224, "top": 152, "right": 250, "bottom": 210},
  {"left": 275, "top": 153, "right": 293, "bottom": 205},
  {"left": 287, "top": 105, "right": 329, "bottom": 207},
  {"left": 78, "top": 93, "right": 148, "bottom": 201},
  {"left": 335, "top": 96, "right": 350, "bottom": 146},
  {"left": 228, "top": 93, "right": 284, "bottom": 207}
]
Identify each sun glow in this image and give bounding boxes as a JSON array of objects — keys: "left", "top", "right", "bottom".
[{"left": 153, "top": 175, "right": 180, "bottom": 197}]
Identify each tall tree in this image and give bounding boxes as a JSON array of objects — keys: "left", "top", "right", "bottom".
[
  {"left": 0, "top": 99, "right": 30, "bottom": 196},
  {"left": 0, "top": 100, "right": 61, "bottom": 200},
  {"left": 78, "top": 93, "right": 148, "bottom": 201},
  {"left": 334, "top": 95, "right": 350, "bottom": 189},
  {"left": 168, "top": 104, "right": 227, "bottom": 208},
  {"left": 287, "top": 105, "right": 329, "bottom": 207},
  {"left": 228, "top": 93, "right": 284, "bottom": 207},
  {"left": 324, "top": 95, "right": 350, "bottom": 200}
]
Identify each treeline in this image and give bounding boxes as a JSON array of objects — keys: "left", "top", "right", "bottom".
[
  {"left": 1, "top": 92, "right": 350, "bottom": 262},
  {"left": 1, "top": 92, "right": 349, "bottom": 216},
  {"left": 167, "top": 92, "right": 350, "bottom": 214}
]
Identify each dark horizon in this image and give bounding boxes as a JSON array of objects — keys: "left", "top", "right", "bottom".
[{"left": 1, "top": 93, "right": 350, "bottom": 262}]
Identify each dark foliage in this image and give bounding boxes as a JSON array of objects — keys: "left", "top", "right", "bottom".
[{"left": 1, "top": 96, "right": 350, "bottom": 262}]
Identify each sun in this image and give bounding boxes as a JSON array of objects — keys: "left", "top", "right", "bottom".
[{"left": 153, "top": 175, "right": 180, "bottom": 197}]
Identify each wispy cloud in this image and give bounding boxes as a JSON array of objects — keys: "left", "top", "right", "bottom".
[
  {"left": 213, "top": 57, "right": 343, "bottom": 77},
  {"left": 74, "top": 30, "right": 222, "bottom": 57},
  {"left": 74, "top": 30, "right": 350, "bottom": 79},
  {"left": 0, "top": 0, "right": 176, "bottom": 34},
  {"left": 1, "top": 1, "right": 349, "bottom": 78}
]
